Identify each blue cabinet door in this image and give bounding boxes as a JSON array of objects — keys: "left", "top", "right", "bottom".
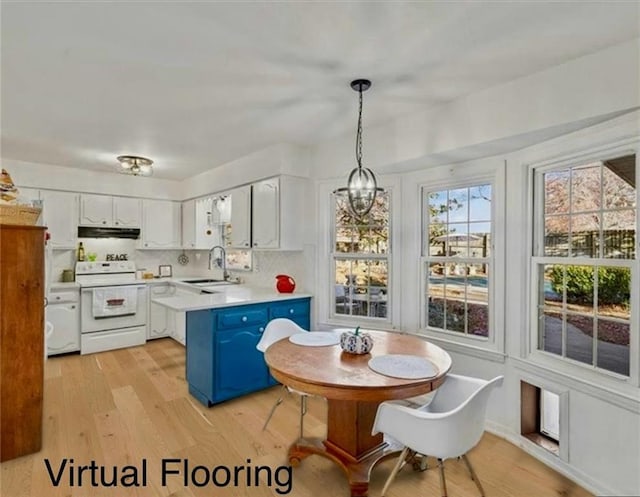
[{"left": 215, "top": 327, "right": 269, "bottom": 402}]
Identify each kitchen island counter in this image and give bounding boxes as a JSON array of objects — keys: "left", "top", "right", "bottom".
[{"left": 151, "top": 284, "right": 312, "bottom": 312}]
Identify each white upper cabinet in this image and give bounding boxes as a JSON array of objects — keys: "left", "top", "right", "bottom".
[
  {"left": 228, "top": 185, "right": 252, "bottom": 249},
  {"left": 113, "top": 197, "right": 141, "bottom": 227},
  {"left": 40, "top": 190, "right": 78, "bottom": 249},
  {"left": 182, "top": 196, "right": 229, "bottom": 250},
  {"left": 181, "top": 199, "right": 196, "bottom": 249},
  {"left": 79, "top": 194, "right": 112, "bottom": 226},
  {"left": 225, "top": 177, "right": 306, "bottom": 250},
  {"left": 251, "top": 178, "right": 279, "bottom": 249},
  {"left": 140, "top": 199, "right": 181, "bottom": 249},
  {"left": 79, "top": 194, "right": 140, "bottom": 228},
  {"left": 252, "top": 176, "right": 307, "bottom": 250}
]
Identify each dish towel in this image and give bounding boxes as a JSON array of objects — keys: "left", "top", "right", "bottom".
[{"left": 92, "top": 287, "right": 138, "bottom": 318}]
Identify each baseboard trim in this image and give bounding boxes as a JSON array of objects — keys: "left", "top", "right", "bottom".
[{"left": 484, "top": 421, "right": 617, "bottom": 496}]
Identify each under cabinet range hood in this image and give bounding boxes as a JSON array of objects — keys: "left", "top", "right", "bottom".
[{"left": 77, "top": 227, "right": 140, "bottom": 239}]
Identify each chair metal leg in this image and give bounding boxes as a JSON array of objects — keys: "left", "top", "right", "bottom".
[
  {"left": 461, "top": 454, "right": 485, "bottom": 497},
  {"left": 381, "top": 447, "right": 409, "bottom": 496},
  {"left": 262, "top": 386, "right": 287, "bottom": 431},
  {"left": 299, "top": 394, "right": 307, "bottom": 438},
  {"left": 437, "top": 458, "right": 448, "bottom": 497}
]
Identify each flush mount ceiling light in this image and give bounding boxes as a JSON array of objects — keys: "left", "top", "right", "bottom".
[
  {"left": 117, "top": 155, "right": 153, "bottom": 177},
  {"left": 334, "top": 79, "right": 384, "bottom": 219}
]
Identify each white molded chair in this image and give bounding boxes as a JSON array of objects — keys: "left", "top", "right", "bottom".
[
  {"left": 372, "top": 374, "right": 504, "bottom": 497},
  {"left": 256, "top": 318, "right": 311, "bottom": 437}
]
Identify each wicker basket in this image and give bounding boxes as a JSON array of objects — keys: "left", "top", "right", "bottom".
[{"left": 0, "top": 204, "right": 42, "bottom": 226}]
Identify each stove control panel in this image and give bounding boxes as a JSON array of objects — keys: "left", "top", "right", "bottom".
[{"left": 75, "top": 261, "right": 136, "bottom": 274}]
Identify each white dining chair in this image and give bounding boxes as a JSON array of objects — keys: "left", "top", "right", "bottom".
[
  {"left": 372, "top": 374, "right": 504, "bottom": 496},
  {"left": 256, "top": 318, "right": 312, "bottom": 437}
]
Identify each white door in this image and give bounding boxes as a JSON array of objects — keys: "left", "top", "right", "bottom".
[
  {"left": 113, "top": 197, "right": 141, "bottom": 228},
  {"left": 229, "top": 185, "right": 251, "bottom": 249},
  {"left": 79, "top": 194, "right": 112, "bottom": 226},
  {"left": 40, "top": 190, "right": 78, "bottom": 248},
  {"left": 252, "top": 178, "right": 279, "bottom": 248}
]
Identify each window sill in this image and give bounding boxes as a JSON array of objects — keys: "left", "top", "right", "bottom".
[
  {"left": 411, "top": 330, "right": 506, "bottom": 363},
  {"left": 512, "top": 355, "right": 640, "bottom": 413},
  {"left": 325, "top": 316, "right": 398, "bottom": 331}
]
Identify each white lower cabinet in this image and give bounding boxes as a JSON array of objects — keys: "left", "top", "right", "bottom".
[
  {"left": 173, "top": 311, "right": 186, "bottom": 346},
  {"left": 46, "top": 289, "right": 80, "bottom": 356},
  {"left": 148, "top": 284, "right": 174, "bottom": 339},
  {"left": 147, "top": 283, "right": 190, "bottom": 345}
]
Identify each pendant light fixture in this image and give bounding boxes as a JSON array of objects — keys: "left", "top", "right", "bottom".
[
  {"left": 117, "top": 155, "right": 153, "bottom": 176},
  {"left": 334, "top": 78, "right": 383, "bottom": 218}
]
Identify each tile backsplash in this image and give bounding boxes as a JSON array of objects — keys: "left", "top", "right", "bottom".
[{"left": 53, "top": 239, "right": 309, "bottom": 292}]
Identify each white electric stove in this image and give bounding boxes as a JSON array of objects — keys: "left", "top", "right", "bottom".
[{"left": 75, "top": 261, "right": 147, "bottom": 355}]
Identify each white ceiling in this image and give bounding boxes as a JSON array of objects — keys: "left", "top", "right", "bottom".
[{"left": 2, "top": 2, "right": 639, "bottom": 180}]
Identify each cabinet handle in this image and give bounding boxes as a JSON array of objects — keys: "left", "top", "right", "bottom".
[
  {"left": 245, "top": 243, "right": 249, "bottom": 247},
  {"left": 289, "top": 309, "right": 294, "bottom": 314},
  {"left": 71, "top": 305, "right": 76, "bottom": 309},
  {"left": 56, "top": 296, "right": 61, "bottom": 300},
  {"left": 115, "top": 222, "right": 119, "bottom": 225},
  {"left": 241, "top": 316, "right": 248, "bottom": 322},
  {"left": 253, "top": 242, "right": 258, "bottom": 247},
  {"left": 145, "top": 243, "right": 148, "bottom": 247},
  {"left": 103, "top": 221, "right": 107, "bottom": 224}
]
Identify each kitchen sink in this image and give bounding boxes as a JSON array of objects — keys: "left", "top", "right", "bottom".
[{"left": 183, "top": 278, "right": 228, "bottom": 285}]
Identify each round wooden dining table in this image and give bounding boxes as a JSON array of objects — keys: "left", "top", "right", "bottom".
[{"left": 264, "top": 330, "right": 452, "bottom": 497}]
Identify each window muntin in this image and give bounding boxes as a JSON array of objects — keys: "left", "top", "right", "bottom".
[
  {"left": 535, "top": 154, "right": 636, "bottom": 377},
  {"left": 424, "top": 184, "right": 492, "bottom": 338},
  {"left": 332, "top": 193, "right": 390, "bottom": 321}
]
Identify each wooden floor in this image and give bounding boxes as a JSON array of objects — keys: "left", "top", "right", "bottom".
[{"left": 1, "top": 338, "right": 593, "bottom": 497}]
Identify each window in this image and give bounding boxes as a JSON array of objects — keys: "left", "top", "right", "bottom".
[
  {"left": 332, "top": 192, "right": 390, "bottom": 321},
  {"left": 423, "top": 184, "right": 492, "bottom": 338},
  {"left": 533, "top": 154, "right": 636, "bottom": 377}
]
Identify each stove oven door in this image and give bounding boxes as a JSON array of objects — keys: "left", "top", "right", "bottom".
[{"left": 81, "top": 284, "right": 147, "bottom": 333}]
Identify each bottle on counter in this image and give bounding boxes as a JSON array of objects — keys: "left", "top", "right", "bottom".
[{"left": 77, "top": 242, "right": 85, "bottom": 262}]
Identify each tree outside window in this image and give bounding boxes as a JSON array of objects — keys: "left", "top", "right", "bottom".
[
  {"left": 423, "top": 184, "right": 492, "bottom": 338},
  {"left": 333, "top": 193, "right": 390, "bottom": 320},
  {"left": 536, "top": 154, "right": 636, "bottom": 376}
]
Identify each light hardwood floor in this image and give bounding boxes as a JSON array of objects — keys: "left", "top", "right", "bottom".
[{"left": 1, "top": 339, "right": 593, "bottom": 497}]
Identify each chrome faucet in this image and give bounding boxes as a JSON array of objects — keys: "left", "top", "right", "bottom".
[{"left": 208, "top": 245, "right": 230, "bottom": 281}]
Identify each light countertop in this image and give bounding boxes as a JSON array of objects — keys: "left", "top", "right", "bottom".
[
  {"left": 49, "top": 281, "right": 80, "bottom": 290},
  {"left": 152, "top": 284, "right": 312, "bottom": 312}
]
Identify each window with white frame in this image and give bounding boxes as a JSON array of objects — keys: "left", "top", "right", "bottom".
[
  {"left": 332, "top": 192, "right": 390, "bottom": 321},
  {"left": 422, "top": 184, "right": 492, "bottom": 338},
  {"left": 532, "top": 153, "right": 636, "bottom": 377}
]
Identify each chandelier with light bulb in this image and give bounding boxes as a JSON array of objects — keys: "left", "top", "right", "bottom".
[{"left": 334, "top": 79, "right": 383, "bottom": 218}]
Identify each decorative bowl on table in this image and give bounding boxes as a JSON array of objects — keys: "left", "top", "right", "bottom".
[{"left": 340, "top": 327, "right": 373, "bottom": 355}]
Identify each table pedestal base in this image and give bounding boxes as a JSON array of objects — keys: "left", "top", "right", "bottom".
[{"left": 288, "top": 437, "right": 402, "bottom": 497}]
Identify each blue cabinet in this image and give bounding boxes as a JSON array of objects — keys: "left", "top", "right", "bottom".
[{"left": 186, "top": 297, "right": 311, "bottom": 406}]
